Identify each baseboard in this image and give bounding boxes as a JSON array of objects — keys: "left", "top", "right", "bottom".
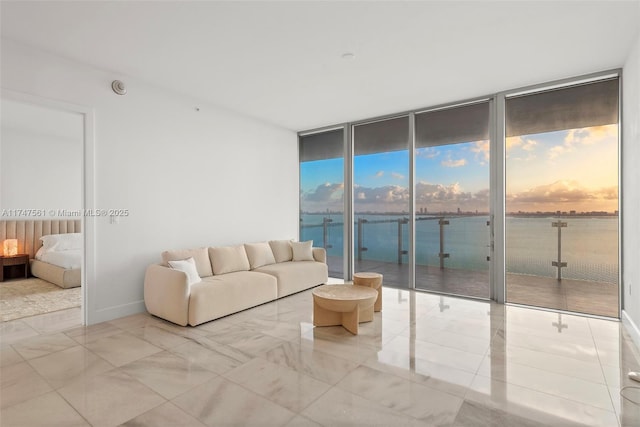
[
  {"left": 86, "top": 300, "right": 146, "bottom": 325},
  {"left": 622, "top": 310, "right": 640, "bottom": 350}
]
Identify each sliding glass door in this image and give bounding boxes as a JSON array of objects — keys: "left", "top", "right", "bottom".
[
  {"left": 353, "top": 116, "right": 410, "bottom": 288},
  {"left": 299, "top": 129, "right": 345, "bottom": 278},
  {"left": 298, "top": 73, "right": 620, "bottom": 318},
  {"left": 504, "top": 78, "right": 619, "bottom": 317},
  {"left": 414, "top": 102, "right": 491, "bottom": 298}
]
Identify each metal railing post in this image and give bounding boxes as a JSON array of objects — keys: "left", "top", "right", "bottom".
[
  {"left": 397, "top": 218, "right": 408, "bottom": 265},
  {"left": 357, "top": 218, "right": 368, "bottom": 261},
  {"left": 322, "top": 217, "right": 333, "bottom": 250},
  {"left": 438, "top": 217, "right": 450, "bottom": 269},
  {"left": 551, "top": 221, "right": 568, "bottom": 280},
  {"left": 486, "top": 219, "right": 492, "bottom": 262}
]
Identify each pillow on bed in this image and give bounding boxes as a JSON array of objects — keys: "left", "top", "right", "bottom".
[
  {"left": 40, "top": 233, "right": 82, "bottom": 252},
  {"left": 168, "top": 257, "right": 201, "bottom": 286},
  {"left": 35, "top": 247, "right": 47, "bottom": 260}
]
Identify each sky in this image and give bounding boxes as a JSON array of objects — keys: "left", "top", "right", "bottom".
[
  {"left": 505, "top": 124, "right": 618, "bottom": 213},
  {"left": 300, "top": 124, "right": 618, "bottom": 214}
]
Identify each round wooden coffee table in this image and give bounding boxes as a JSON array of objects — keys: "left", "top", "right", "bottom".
[
  {"left": 312, "top": 284, "right": 378, "bottom": 335},
  {"left": 353, "top": 272, "right": 383, "bottom": 312}
]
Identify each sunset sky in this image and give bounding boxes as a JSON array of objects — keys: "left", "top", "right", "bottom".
[
  {"left": 300, "top": 124, "right": 618, "bottom": 214},
  {"left": 505, "top": 124, "right": 618, "bottom": 213}
]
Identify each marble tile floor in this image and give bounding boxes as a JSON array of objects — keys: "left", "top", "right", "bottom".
[{"left": 2, "top": 286, "right": 640, "bottom": 426}]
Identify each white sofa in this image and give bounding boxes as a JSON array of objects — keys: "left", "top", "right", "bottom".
[{"left": 144, "top": 240, "right": 328, "bottom": 326}]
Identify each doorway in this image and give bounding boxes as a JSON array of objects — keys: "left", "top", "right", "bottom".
[
  {"left": 414, "top": 101, "right": 492, "bottom": 299},
  {"left": 503, "top": 78, "right": 620, "bottom": 317},
  {"left": 0, "top": 92, "right": 92, "bottom": 325}
]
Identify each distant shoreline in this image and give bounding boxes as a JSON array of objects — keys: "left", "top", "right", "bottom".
[{"left": 302, "top": 212, "right": 618, "bottom": 218}]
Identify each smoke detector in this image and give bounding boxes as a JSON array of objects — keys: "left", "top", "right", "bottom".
[{"left": 111, "top": 80, "right": 127, "bottom": 95}]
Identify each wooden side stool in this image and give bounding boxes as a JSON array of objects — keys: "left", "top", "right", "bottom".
[
  {"left": 312, "top": 285, "right": 378, "bottom": 335},
  {"left": 353, "top": 272, "right": 382, "bottom": 312}
]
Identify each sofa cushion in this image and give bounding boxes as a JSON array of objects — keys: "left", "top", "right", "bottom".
[
  {"left": 162, "top": 247, "right": 213, "bottom": 277},
  {"left": 244, "top": 242, "right": 276, "bottom": 269},
  {"left": 209, "top": 245, "right": 251, "bottom": 275},
  {"left": 254, "top": 261, "right": 328, "bottom": 298},
  {"left": 291, "top": 240, "right": 314, "bottom": 261},
  {"left": 188, "top": 272, "right": 277, "bottom": 326},
  {"left": 167, "top": 257, "right": 201, "bottom": 286},
  {"left": 269, "top": 240, "right": 293, "bottom": 263}
]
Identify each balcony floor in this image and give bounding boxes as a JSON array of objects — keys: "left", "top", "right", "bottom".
[{"left": 330, "top": 258, "right": 619, "bottom": 318}]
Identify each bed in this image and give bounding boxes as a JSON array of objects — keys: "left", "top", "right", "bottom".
[
  {"left": 0, "top": 220, "right": 82, "bottom": 288},
  {"left": 31, "top": 233, "right": 82, "bottom": 288}
]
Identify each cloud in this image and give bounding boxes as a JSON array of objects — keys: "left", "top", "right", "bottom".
[
  {"left": 549, "top": 124, "right": 617, "bottom": 160},
  {"left": 301, "top": 182, "right": 347, "bottom": 213},
  {"left": 373, "top": 170, "right": 404, "bottom": 180},
  {"left": 506, "top": 136, "right": 538, "bottom": 157},
  {"left": 351, "top": 185, "right": 410, "bottom": 212},
  {"left": 415, "top": 181, "right": 489, "bottom": 210},
  {"left": 564, "top": 125, "right": 616, "bottom": 147},
  {"left": 506, "top": 136, "right": 522, "bottom": 152},
  {"left": 416, "top": 147, "right": 440, "bottom": 159},
  {"left": 302, "top": 182, "right": 344, "bottom": 205},
  {"left": 301, "top": 179, "right": 491, "bottom": 213},
  {"left": 548, "top": 145, "right": 567, "bottom": 160},
  {"left": 470, "top": 140, "right": 490, "bottom": 163},
  {"left": 441, "top": 158, "right": 467, "bottom": 168},
  {"left": 507, "top": 179, "right": 618, "bottom": 211},
  {"left": 422, "top": 182, "right": 488, "bottom": 212}
]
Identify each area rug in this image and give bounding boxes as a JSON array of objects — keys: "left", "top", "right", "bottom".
[{"left": 0, "top": 277, "right": 81, "bottom": 322}]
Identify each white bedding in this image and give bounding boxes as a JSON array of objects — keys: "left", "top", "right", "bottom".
[{"left": 35, "top": 248, "right": 82, "bottom": 269}]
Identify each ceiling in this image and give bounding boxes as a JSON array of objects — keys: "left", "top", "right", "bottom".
[{"left": 1, "top": 1, "right": 639, "bottom": 131}]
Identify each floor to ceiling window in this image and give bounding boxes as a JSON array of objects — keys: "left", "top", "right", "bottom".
[
  {"left": 299, "top": 129, "right": 345, "bottom": 278},
  {"left": 353, "top": 116, "right": 410, "bottom": 288},
  {"left": 298, "top": 72, "right": 620, "bottom": 318},
  {"left": 504, "top": 78, "right": 619, "bottom": 317},
  {"left": 414, "top": 101, "right": 491, "bottom": 298}
]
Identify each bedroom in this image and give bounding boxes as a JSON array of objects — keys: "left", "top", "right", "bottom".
[{"left": 0, "top": 98, "right": 83, "bottom": 322}]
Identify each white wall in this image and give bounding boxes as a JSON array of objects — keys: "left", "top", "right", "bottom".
[
  {"left": 1, "top": 39, "right": 299, "bottom": 324},
  {"left": 1, "top": 116, "right": 82, "bottom": 212},
  {"left": 622, "top": 31, "right": 640, "bottom": 346}
]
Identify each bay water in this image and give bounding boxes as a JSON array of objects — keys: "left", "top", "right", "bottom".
[{"left": 301, "top": 213, "right": 619, "bottom": 284}]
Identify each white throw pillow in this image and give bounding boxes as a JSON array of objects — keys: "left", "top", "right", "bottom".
[
  {"left": 291, "top": 240, "right": 314, "bottom": 261},
  {"left": 40, "top": 233, "right": 83, "bottom": 252},
  {"left": 244, "top": 242, "right": 276, "bottom": 269},
  {"left": 168, "top": 257, "right": 201, "bottom": 286},
  {"left": 161, "top": 247, "right": 213, "bottom": 277},
  {"left": 269, "top": 240, "right": 293, "bottom": 263},
  {"left": 209, "top": 245, "right": 251, "bottom": 275}
]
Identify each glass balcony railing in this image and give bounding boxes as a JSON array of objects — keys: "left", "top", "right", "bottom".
[{"left": 300, "top": 214, "right": 619, "bottom": 284}]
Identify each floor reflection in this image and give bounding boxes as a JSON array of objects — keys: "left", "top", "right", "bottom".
[{"left": 1, "top": 286, "right": 638, "bottom": 426}]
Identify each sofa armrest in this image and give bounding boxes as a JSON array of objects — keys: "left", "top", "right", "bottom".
[
  {"left": 143, "top": 264, "right": 190, "bottom": 326},
  {"left": 312, "top": 247, "right": 327, "bottom": 264}
]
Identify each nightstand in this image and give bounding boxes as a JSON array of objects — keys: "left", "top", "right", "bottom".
[{"left": 0, "top": 254, "right": 29, "bottom": 282}]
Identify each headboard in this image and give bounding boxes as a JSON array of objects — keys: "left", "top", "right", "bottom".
[{"left": 0, "top": 220, "right": 82, "bottom": 259}]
